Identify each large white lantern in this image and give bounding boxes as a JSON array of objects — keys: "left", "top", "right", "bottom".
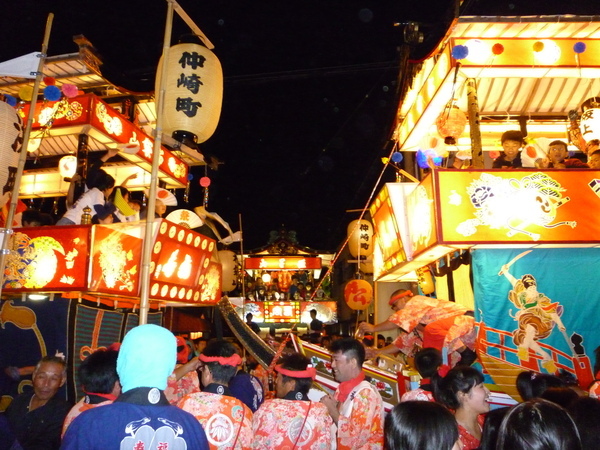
[
  {"left": 218, "top": 249, "right": 238, "bottom": 293},
  {"left": 0, "top": 100, "right": 23, "bottom": 209},
  {"left": 157, "top": 42, "right": 223, "bottom": 144},
  {"left": 347, "top": 219, "right": 374, "bottom": 258}
]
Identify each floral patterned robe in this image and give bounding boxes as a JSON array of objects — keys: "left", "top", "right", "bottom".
[{"left": 336, "top": 380, "right": 383, "bottom": 450}]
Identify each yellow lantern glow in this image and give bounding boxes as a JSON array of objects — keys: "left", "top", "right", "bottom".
[
  {"left": 533, "top": 39, "right": 561, "bottom": 65},
  {"left": 157, "top": 42, "right": 223, "bottom": 144},
  {"left": 464, "top": 39, "right": 491, "bottom": 64},
  {"left": 58, "top": 155, "right": 78, "bottom": 179},
  {"left": 416, "top": 266, "right": 435, "bottom": 295},
  {"left": 218, "top": 249, "right": 237, "bottom": 292},
  {"left": 347, "top": 219, "right": 374, "bottom": 258},
  {"left": 0, "top": 100, "right": 23, "bottom": 209}
]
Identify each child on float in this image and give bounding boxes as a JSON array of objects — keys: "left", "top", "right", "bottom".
[
  {"left": 432, "top": 365, "right": 490, "bottom": 450},
  {"left": 492, "top": 130, "right": 525, "bottom": 168},
  {"left": 588, "top": 149, "right": 600, "bottom": 169}
]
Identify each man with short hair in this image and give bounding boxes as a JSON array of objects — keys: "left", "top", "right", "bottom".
[
  {"left": 62, "top": 348, "right": 120, "bottom": 436},
  {"left": 178, "top": 340, "right": 253, "bottom": 449},
  {"left": 253, "top": 352, "right": 335, "bottom": 449},
  {"left": 320, "top": 338, "right": 383, "bottom": 450},
  {"left": 6, "top": 355, "right": 71, "bottom": 450},
  {"left": 62, "top": 324, "right": 208, "bottom": 449},
  {"left": 246, "top": 313, "right": 261, "bottom": 335}
]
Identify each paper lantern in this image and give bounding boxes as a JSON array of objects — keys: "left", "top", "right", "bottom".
[
  {"left": 416, "top": 266, "right": 435, "bottom": 295},
  {"left": 0, "top": 100, "right": 23, "bottom": 209},
  {"left": 580, "top": 108, "right": 600, "bottom": 142},
  {"left": 451, "top": 45, "right": 469, "bottom": 60},
  {"left": 436, "top": 105, "right": 467, "bottom": 145},
  {"left": 343, "top": 279, "right": 373, "bottom": 310},
  {"left": 491, "top": 43, "right": 504, "bottom": 55},
  {"left": 573, "top": 42, "right": 587, "bottom": 54},
  {"left": 218, "top": 249, "right": 238, "bottom": 292},
  {"left": 347, "top": 219, "right": 374, "bottom": 258},
  {"left": 464, "top": 39, "right": 491, "bottom": 64},
  {"left": 58, "top": 155, "right": 77, "bottom": 179},
  {"left": 157, "top": 42, "right": 223, "bottom": 144}
]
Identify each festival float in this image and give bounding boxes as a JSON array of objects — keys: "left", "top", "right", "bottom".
[
  {"left": 0, "top": 7, "right": 228, "bottom": 407},
  {"left": 365, "top": 14, "right": 600, "bottom": 402}
]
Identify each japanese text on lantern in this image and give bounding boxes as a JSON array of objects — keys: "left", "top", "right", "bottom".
[{"left": 176, "top": 51, "right": 206, "bottom": 118}]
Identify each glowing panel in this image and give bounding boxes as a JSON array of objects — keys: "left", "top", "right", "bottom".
[{"left": 245, "top": 256, "right": 321, "bottom": 270}]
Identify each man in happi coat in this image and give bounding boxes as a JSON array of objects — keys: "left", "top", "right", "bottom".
[
  {"left": 252, "top": 352, "right": 335, "bottom": 449},
  {"left": 360, "top": 289, "right": 476, "bottom": 366},
  {"left": 321, "top": 338, "right": 383, "bottom": 450},
  {"left": 178, "top": 340, "right": 253, "bottom": 450},
  {"left": 62, "top": 324, "right": 209, "bottom": 450}
]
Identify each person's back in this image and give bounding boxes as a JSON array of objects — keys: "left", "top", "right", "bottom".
[{"left": 62, "top": 324, "right": 208, "bottom": 449}]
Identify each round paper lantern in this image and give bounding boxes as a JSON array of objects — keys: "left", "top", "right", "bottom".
[
  {"left": 43, "top": 76, "right": 56, "bottom": 86},
  {"left": 61, "top": 83, "right": 79, "bottom": 98},
  {"left": 533, "top": 40, "right": 561, "bottom": 64},
  {"left": 436, "top": 105, "right": 467, "bottom": 145},
  {"left": 157, "top": 42, "right": 223, "bottom": 144},
  {"left": 58, "top": 155, "right": 78, "bottom": 179},
  {"left": 347, "top": 219, "right": 374, "bottom": 258},
  {"left": 391, "top": 151, "right": 403, "bottom": 163},
  {"left": 200, "top": 176, "right": 211, "bottom": 187},
  {"left": 0, "top": 100, "right": 23, "bottom": 209},
  {"left": 343, "top": 279, "right": 373, "bottom": 310},
  {"left": 464, "top": 39, "right": 491, "bottom": 64},
  {"left": 218, "top": 249, "right": 238, "bottom": 292},
  {"left": 533, "top": 41, "right": 545, "bottom": 53}
]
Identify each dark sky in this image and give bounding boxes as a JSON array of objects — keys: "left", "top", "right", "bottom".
[{"left": 1, "top": 0, "right": 593, "bottom": 251}]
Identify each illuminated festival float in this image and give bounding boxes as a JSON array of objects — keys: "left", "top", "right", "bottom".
[{"left": 365, "top": 15, "right": 600, "bottom": 402}]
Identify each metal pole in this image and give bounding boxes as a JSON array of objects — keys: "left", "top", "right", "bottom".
[
  {"left": 138, "top": 1, "right": 175, "bottom": 324},
  {"left": 466, "top": 78, "right": 484, "bottom": 169},
  {"left": 0, "top": 13, "right": 53, "bottom": 299}
]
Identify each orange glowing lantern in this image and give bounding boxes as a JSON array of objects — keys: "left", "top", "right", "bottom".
[
  {"left": 344, "top": 279, "right": 373, "bottom": 310},
  {"left": 157, "top": 42, "right": 223, "bottom": 144},
  {"left": 0, "top": 100, "right": 22, "bottom": 209},
  {"left": 436, "top": 104, "right": 467, "bottom": 145},
  {"left": 347, "top": 219, "right": 374, "bottom": 258},
  {"left": 218, "top": 249, "right": 237, "bottom": 292}
]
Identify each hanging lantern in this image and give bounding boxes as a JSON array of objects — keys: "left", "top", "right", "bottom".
[
  {"left": 0, "top": 100, "right": 23, "bottom": 209},
  {"left": 436, "top": 104, "right": 467, "bottom": 145},
  {"left": 218, "top": 249, "right": 238, "bottom": 292},
  {"left": 156, "top": 42, "right": 223, "bottom": 144},
  {"left": 58, "top": 155, "right": 78, "bottom": 179},
  {"left": 579, "top": 99, "right": 600, "bottom": 142},
  {"left": 416, "top": 266, "right": 435, "bottom": 295},
  {"left": 343, "top": 279, "right": 373, "bottom": 310},
  {"left": 347, "top": 219, "right": 374, "bottom": 258}
]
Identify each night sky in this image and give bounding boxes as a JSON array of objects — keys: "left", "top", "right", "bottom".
[{"left": 0, "top": 0, "right": 592, "bottom": 251}]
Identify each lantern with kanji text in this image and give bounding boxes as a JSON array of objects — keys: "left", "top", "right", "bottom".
[{"left": 347, "top": 219, "right": 374, "bottom": 258}]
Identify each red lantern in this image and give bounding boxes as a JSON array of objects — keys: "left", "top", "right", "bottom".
[
  {"left": 436, "top": 104, "right": 467, "bottom": 145},
  {"left": 344, "top": 279, "right": 373, "bottom": 310}
]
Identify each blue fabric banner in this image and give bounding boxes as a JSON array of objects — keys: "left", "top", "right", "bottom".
[{"left": 472, "top": 248, "right": 599, "bottom": 397}]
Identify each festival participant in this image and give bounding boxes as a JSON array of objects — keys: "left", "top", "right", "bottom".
[
  {"left": 164, "top": 336, "right": 201, "bottom": 405},
  {"left": 320, "top": 337, "right": 383, "bottom": 449},
  {"left": 536, "top": 140, "right": 589, "bottom": 168},
  {"left": 359, "top": 289, "right": 476, "bottom": 366},
  {"left": 62, "top": 348, "right": 120, "bottom": 436},
  {"left": 492, "top": 130, "right": 525, "bottom": 168},
  {"left": 6, "top": 356, "right": 71, "bottom": 450},
  {"left": 400, "top": 347, "right": 442, "bottom": 402},
  {"left": 588, "top": 149, "right": 600, "bottom": 169},
  {"left": 433, "top": 365, "right": 490, "bottom": 450},
  {"left": 477, "top": 407, "right": 510, "bottom": 450},
  {"left": 496, "top": 399, "right": 581, "bottom": 450},
  {"left": 308, "top": 309, "right": 323, "bottom": 337},
  {"left": 568, "top": 396, "right": 600, "bottom": 450},
  {"left": 252, "top": 353, "right": 335, "bottom": 449},
  {"left": 57, "top": 170, "right": 115, "bottom": 225},
  {"left": 384, "top": 401, "right": 460, "bottom": 450},
  {"left": 229, "top": 341, "right": 264, "bottom": 412},
  {"left": 515, "top": 370, "right": 565, "bottom": 401},
  {"left": 246, "top": 313, "right": 261, "bottom": 334},
  {"left": 178, "top": 340, "right": 253, "bottom": 450},
  {"left": 62, "top": 324, "right": 208, "bottom": 449}
]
